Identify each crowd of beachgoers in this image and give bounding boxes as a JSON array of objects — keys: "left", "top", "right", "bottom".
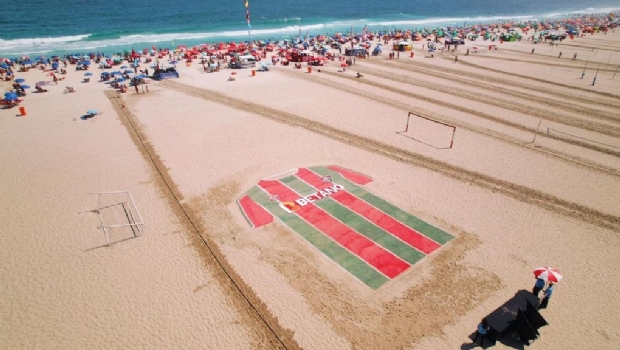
[{"left": 1, "top": 11, "right": 618, "bottom": 108}]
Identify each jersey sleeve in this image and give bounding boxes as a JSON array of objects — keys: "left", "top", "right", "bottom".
[{"left": 238, "top": 194, "right": 273, "bottom": 228}]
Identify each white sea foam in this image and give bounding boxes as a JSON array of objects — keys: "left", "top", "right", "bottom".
[{"left": 1, "top": 7, "right": 618, "bottom": 55}]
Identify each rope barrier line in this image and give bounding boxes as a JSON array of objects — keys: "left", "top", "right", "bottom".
[{"left": 107, "top": 92, "right": 291, "bottom": 350}]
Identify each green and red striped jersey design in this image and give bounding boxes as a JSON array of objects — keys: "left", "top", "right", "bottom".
[{"left": 238, "top": 165, "right": 453, "bottom": 289}]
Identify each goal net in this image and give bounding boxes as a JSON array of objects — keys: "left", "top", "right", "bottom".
[{"left": 397, "top": 112, "right": 456, "bottom": 149}]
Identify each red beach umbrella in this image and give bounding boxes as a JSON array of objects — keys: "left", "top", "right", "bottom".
[
  {"left": 533, "top": 267, "right": 563, "bottom": 282},
  {"left": 341, "top": 63, "right": 348, "bottom": 67}
]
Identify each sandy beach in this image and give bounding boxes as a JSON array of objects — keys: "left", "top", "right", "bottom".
[{"left": 2, "top": 29, "right": 620, "bottom": 350}]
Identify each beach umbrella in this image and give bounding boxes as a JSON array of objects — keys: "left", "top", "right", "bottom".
[
  {"left": 14, "top": 78, "right": 25, "bottom": 83},
  {"left": 120, "top": 65, "right": 128, "bottom": 69},
  {"left": 116, "top": 77, "right": 125, "bottom": 82},
  {"left": 35, "top": 81, "right": 49, "bottom": 87},
  {"left": 84, "top": 72, "right": 93, "bottom": 76},
  {"left": 4, "top": 92, "right": 18, "bottom": 101},
  {"left": 534, "top": 267, "right": 563, "bottom": 282},
  {"left": 86, "top": 110, "right": 98, "bottom": 115},
  {"left": 124, "top": 70, "right": 134, "bottom": 74},
  {"left": 20, "top": 85, "right": 30, "bottom": 89}
]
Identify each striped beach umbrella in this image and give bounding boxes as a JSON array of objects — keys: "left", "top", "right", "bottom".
[{"left": 533, "top": 267, "right": 563, "bottom": 282}]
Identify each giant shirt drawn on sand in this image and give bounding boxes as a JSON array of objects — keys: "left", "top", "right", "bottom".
[{"left": 237, "top": 165, "right": 454, "bottom": 289}]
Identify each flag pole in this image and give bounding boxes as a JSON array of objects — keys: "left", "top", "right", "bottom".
[{"left": 245, "top": 0, "right": 251, "bottom": 45}]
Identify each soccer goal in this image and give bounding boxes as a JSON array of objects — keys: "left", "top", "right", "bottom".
[
  {"left": 89, "top": 191, "right": 144, "bottom": 246},
  {"left": 397, "top": 112, "right": 456, "bottom": 149}
]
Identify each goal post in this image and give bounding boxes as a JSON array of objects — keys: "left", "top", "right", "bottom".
[
  {"left": 398, "top": 112, "right": 457, "bottom": 149},
  {"left": 89, "top": 191, "right": 145, "bottom": 246}
]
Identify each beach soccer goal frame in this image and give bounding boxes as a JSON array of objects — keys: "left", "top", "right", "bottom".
[
  {"left": 397, "top": 112, "right": 456, "bottom": 149},
  {"left": 89, "top": 191, "right": 144, "bottom": 246}
]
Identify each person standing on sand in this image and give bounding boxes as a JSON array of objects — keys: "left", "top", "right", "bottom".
[
  {"left": 473, "top": 318, "right": 489, "bottom": 346},
  {"left": 134, "top": 84, "right": 139, "bottom": 94},
  {"left": 532, "top": 277, "right": 545, "bottom": 296},
  {"left": 573, "top": 53, "right": 577, "bottom": 60},
  {"left": 454, "top": 55, "right": 458, "bottom": 63},
  {"left": 538, "top": 282, "right": 554, "bottom": 309},
  {"left": 558, "top": 52, "right": 562, "bottom": 59}
]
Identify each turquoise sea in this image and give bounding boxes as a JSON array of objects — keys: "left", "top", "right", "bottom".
[{"left": 1, "top": 0, "right": 619, "bottom": 56}]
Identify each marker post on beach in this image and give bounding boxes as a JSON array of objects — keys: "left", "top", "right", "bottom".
[
  {"left": 592, "top": 64, "right": 601, "bottom": 86},
  {"left": 613, "top": 64, "right": 619, "bottom": 79},
  {"left": 581, "top": 58, "right": 588, "bottom": 78}
]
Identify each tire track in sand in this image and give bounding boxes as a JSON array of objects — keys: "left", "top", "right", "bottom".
[
  {"left": 161, "top": 80, "right": 620, "bottom": 232},
  {"left": 278, "top": 68, "right": 620, "bottom": 179},
  {"left": 365, "top": 59, "right": 620, "bottom": 125},
  {"left": 319, "top": 70, "right": 620, "bottom": 158}
]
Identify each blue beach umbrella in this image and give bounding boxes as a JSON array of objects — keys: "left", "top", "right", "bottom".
[
  {"left": 4, "top": 92, "right": 18, "bottom": 100},
  {"left": 120, "top": 65, "right": 128, "bottom": 69},
  {"left": 124, "top": 70, "right": 134, "bottom": 74},
  {"left": 84, "top": 72, "right": 93, "bottom": 76},
  {"left": 82, "top": 60, "right": 91, "bottom": 65},
  {"left": 110, "top": 71, "right": 122, "bottom": 76},
  {"left": 14, "top": 78, "right": 25, "bottom": 83},
  {"left": 115, "top": 78, "right": 125, "bottom": 82},
  {"left": 20, "top": 85, "right": 30, "bottom": 89},
  {"left": 86, "top": 110, "right": 98, "bottom": 115}
]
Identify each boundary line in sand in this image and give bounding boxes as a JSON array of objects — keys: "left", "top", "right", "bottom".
[
  {"left": 161, "top": 80, "right": 620, "bottom": 232},
  {"left": 456, "top": 59, "right": 620, "bottom": 101},
  {"left": 104, "top": 91, "right": 297, "bottom": 350},
  {"left": 319, "top": 69, "right": 620, "bottom": 157},
  {"left": 366, "top": 58, "right": 620, "bottom": 124},
  {"left": 278, "top": 68, "right": 620, "bottom": 178}
]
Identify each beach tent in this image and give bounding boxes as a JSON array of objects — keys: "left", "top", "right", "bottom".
[{"left": 392, "top": 41, "right": 412, "bottom": 52}]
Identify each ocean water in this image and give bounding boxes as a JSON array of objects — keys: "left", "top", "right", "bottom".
[{"left": 1, "top": 0, "right": 619, "bottom": 56}]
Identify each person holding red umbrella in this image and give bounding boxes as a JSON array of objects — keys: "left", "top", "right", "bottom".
[
  {"left": 533, "top": 267, "right": 562, "bottom": 309},
  {"left": 539, "top": 282, "right": 555, "bottom": 310}
]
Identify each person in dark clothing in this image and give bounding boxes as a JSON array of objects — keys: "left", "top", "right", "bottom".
[
  {"left": 473, "top": 318, "right": 489, "bottom": 346},
  {"left": 538, "top": 282, "right": 555, "bottom": 310},
  {"left": 532, "top": 278, "right": 545, "bottom": 296}
]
